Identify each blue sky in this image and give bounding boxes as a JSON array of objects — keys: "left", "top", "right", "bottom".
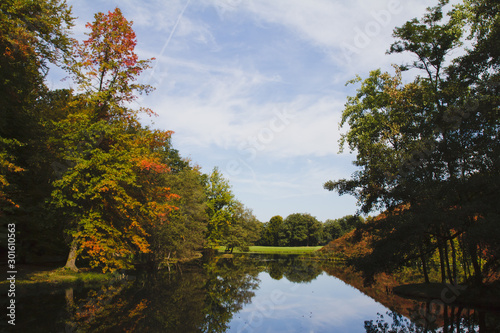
[{"left": 48, "top": 0, "right": 458, "bottom": 223}]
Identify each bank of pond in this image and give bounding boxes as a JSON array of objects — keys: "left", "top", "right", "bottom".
[{"left": 1, "top": 254, "right": 499, "bottom": 332}]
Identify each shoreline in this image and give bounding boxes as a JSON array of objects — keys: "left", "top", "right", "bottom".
[{"left": 394, "top": 282, "right": 500, "bottom": 310}]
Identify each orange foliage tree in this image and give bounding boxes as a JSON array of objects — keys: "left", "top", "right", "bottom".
[{"left": 52, "top": 8, "right": 177, "bottom": 272}]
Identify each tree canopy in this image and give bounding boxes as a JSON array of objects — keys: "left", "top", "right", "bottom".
[{"left": 325, "top": 0, "right": 500, "bottom": 285}]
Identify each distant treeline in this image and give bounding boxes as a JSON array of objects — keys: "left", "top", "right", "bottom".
[{"left": 258, "top": 214, "right": 364, "bottom": 247}]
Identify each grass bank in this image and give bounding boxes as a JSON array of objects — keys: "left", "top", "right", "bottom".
[
  {"left": 218, "top": 246, "right": 323, "bottom": 255},
  {"left": 0, "top": 264, "right": 119, "bottom": 289}
]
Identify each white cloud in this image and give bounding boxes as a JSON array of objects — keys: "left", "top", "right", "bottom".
[{"left": 203, "top": 0, "right": 442, "bottom": 76}]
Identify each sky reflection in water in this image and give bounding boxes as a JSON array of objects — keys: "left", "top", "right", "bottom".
[{"left": 229, "top": 271, "right": 388, "bottom": 333}]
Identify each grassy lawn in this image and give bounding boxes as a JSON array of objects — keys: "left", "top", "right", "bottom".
[{"left": 218, "top": 246, "right": 323, "bottom": 254}]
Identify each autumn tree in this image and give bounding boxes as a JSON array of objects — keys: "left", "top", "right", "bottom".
[
  {"left": 145, "top": 146, "right": 207, "bottom": 265},
  {"left": 52, "top": 8, "right": 178, "bottom": 272},
  {"left": 66, "top": 7, "right": 154, "bottom": 121}
]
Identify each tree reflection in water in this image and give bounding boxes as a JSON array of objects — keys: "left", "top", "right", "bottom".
[
  {"left": 260, "top": 254, "right": 323, "bottom": 283},
  {"left": 62, "top": 255, "right": 322, "bottom": 332},
  {"left": 65, "top": 256, "right": 260, "bottom": 332},
  {"left": 365, "top": 306, "right": 500, "bottom": 333}
]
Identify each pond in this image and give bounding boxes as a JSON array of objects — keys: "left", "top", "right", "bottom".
[{"left": 5, "top": 255, "right": 500, "bottom": 332}]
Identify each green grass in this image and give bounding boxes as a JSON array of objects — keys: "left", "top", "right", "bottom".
[
  {"left": 218, "top": 246, "right": 323, "bottom": 254},
  {"left": 0, "top": 267, "right": 116, "bottom": 287}
]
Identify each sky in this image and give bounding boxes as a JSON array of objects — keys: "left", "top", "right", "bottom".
[{"left": 47, "top": 0, "right": 460, "bottom": 223}]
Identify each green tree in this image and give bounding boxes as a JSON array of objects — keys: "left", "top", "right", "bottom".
[
  {"left": 203, "top": 167, "right": 236, "bottom": 248},
  {"left": 324, "top": 0, "right": 500, "bottom": 285},
  {"left": 0, "top": 0, "right": 73, "bottom": 134},
  {"left": 283, "top": 213, "right": 322, "bottom": 246},
  {"left": 323, "top": 215, "right": 364, "bottom": 243},
  {"left": 260, "top": 215, "right": 284, "bottom": 246},
  {"left": 223, "top": 201, "right": 261, "bottom": 253},
  {"left": 147, "top": 154, "right": 207, "bottom": 264}
]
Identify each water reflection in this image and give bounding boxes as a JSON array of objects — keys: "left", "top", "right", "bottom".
[
  {"left": 322, "top": 264, "right": 500, "bottom": 333},
  {"left": 364, "top": 308, "right": 500, "bottom": 333},
  {"left": 66, "top": 257, "right": 261, "bottom": 333},
  {"left": 256, "top": 254, "right": 323, "bottom": 283},
  {"left": 7, "top": 255, "right": 500, "bottom": 332}
]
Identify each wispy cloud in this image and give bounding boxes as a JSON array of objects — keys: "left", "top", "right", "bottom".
[{"left": 201, "top": 0, "right": 443, "bottom": 78}]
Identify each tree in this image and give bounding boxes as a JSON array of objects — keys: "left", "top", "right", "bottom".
[
  {"left": 203, "top": 167, "right": 261, "bottom": 252},
  {"left": 0, "top": 0, "right": 73, "bottom": 130},
  {"left": 260, "top": 215, "right": 284, "bottom": 246},
  {"left": 203, "top": 167, "right": 236, "bottom": 248},
  {"left": 324, "top": 1, "right": 499, "bottom": 285},
  {"left": 323, "top": 215, "right": 364, "bottom": 243},
  {"left": 0, "top": 139, "right": 23, "bottom": 214},
  {"left": 146, "top": 151, "right": 207, "bottom": 265},
  {"left": 282, "top": 213, "right": 322, "bottom": 247},
  {"left": 67, "top": 7, "right": 154, "bottom": 121},
  {"left": 223, "top": 201, "right": 261, "bottom": 253},
  {"left": 52, "top": 8, "right": 177, "bottom": 272}
]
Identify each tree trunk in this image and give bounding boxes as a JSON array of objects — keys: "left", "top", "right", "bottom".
[
  {"left": 459, "top": 235, "right": 470, "bottom": 281},
  {"left": 450, "top": 237, "right": 458, "bottom": 284},
  {"left": 437, "top": 238, "right": 447, "bottom": 284},
  {"left": 422, "top": 254, "right": 430, "bottom": 284},
  {"left": 419, "top": 244, "right": 430, "bottom": 283},
  {"left": 443, "top": 238, "right": 453, "bottom": 284},
  {"left": 65, "top": 237, "right": 79, "bottom": 272},
  {"left": 469, "top": 243, "right": 482, "bottom": 285}
]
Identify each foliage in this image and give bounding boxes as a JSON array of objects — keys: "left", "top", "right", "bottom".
[
  {"left": 203, "top": 167, "right": 237, "bottom": 248},
  {"left": 0, "top": 0, "right": 74, "bottom": 259},
  {"left": 51, "top": 114, "right": 179, "bottom": 271},
  {"left": 259, "top": 215, "right": 284, "bottom": 246},
  {"left": 203, "top": 167, "right": 260, "bottom": 251},
  {"left": 324, "top": 1, "right": 500, "bottom": 285},
  {"left": 147, "top": 162, "right": 207, "bottom": 263},
  {"left": 323, "top": 215, "right": 364, "bottom": 243},
  {"left": 218, "top": 246, "right": 323, "bottom": 254},
  {"left": 66, "top": 7, "right": 154, "bottom": 120},
  {"left": 282, "top": 213, "right": 322, "bottom": 247},
  {"left": 0, "top": 138, "right": 24, "bottom": 213},
  {"left": 222, "top": 201, "right": 261, "bottom": 253},
  {"left": 49, "top": 8, "right": 177, "bottom": 272}
]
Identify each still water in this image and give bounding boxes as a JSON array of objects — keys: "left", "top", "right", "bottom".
[
  {"left": 229, "top": 270, "right": 388, "bottom": 332},
  {"left": 5, "top": 255, "right": 500, "bottom": 332}
]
